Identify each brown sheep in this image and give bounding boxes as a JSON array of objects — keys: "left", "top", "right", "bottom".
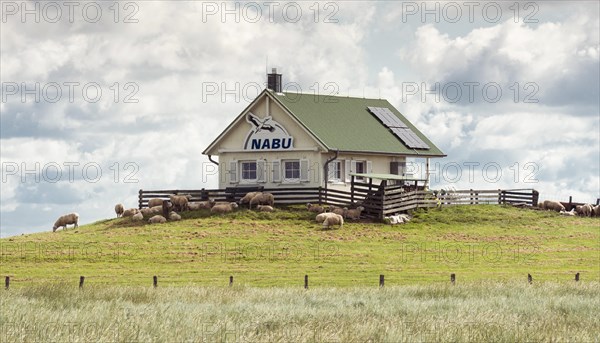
[
  {"left": 114, "top": 204, "right": 124, "bottom": 218},
  {"left": 169, "top": 195, "right": 190, "bottom": 212},
  {"left": 53, "top": 213, "right": 79, "bottom": 232},
  {"left": 148, "top": 215, "right": 167, "bottom": 224},
  {"left": 322, "top": 214, "right": 344, "bottom": 229},
  {"left": 345, "top": 206, "right": 365, "bottom": 220},
  {"left": 307, "top": 203, "right": 325, "bottom": 213},
  {"left": 122, "top": 208, "right": 140, "bottom": 217},
  {"left": 576, "top": 204, "right": 593, "bottom": 217},
  {"left": 211, "top": 202, "right": 239, "bottom": 214},
  {"left": 147, "top": 198, "right": 165, "bottom": 208},
  {"left": 539, "top": 200, "right": 565, "bottom": 212},
  {"left": 240, "top": 192, "right": 262, "bottom": 205}
]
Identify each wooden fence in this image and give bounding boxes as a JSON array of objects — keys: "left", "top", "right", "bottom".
[{"left": 138, "top": 186, "right": 540, "bottom": 219}]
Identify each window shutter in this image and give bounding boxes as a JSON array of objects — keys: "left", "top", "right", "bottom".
[
  {"left": 300, "top": 159, "right": 309, "bottom": 182},
  {"left": 350, "top": 160, "right": 357, "bottom": 176},
  {"left": 272, "top": 160, "right": 281, "bottom": 183},
  {"left": 366, "top": 160, "right": 373, "bottom": 174},
  {"left": 345, "top": 160, "right": 351, "bottom": 182},
  {"left": 257, "top": 160, "right": 266, "bottom": 183},
  {"left": 229, "top": 161, "right": 238, "bottom": 184}
]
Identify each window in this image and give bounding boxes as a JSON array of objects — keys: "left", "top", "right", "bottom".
[
  {"left": 328, "top": 160, "right": 342, "bottom": 182},
  {"left": 355, "top": 161, "right": 365, "bottom": 180},
  {"left": 283, "top": 160, "right": 300, "bottom": 182},
  {"left": 241, "top": 161, "right": 257, "bottom": 181}
]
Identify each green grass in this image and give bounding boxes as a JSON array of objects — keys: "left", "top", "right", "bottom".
[
  {"left": 1, "top": 205, "right": 598, "bottom": 287},
  {"left": 1, "top": 282, "right": 599, "bottom": 342}
]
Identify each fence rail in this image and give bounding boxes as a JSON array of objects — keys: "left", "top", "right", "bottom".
[{"left": 138, "top": 186, "right": 540, "bottom": 219}]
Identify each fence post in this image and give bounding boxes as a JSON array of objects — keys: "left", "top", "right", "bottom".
[
  {"left": 138, "top": 189, "right": 143, "bottom": 209},
  {"left": 568, "top": 196, "right": 572, "bottom": 210},
  {"left": 304, "top": 275, "right": 308, "bottom": 289},
  {"left": 79, "top": 276, "right": 85, "bottom": 289},
  {"left": 379, "top": 274, "right": 384, "bottom": 288},
  {"left": 162, "top": 200, "right": 170, "bottom": 220},
  {"left": 5, "top": 276, "right": 9, "bottom": 290},
  {"left": 450, "top": 273, "right": 455, "bottom": 285},
  {"left": 527, "top": 274, "right": 532, "bottom": 284},
  {"left": 575, "top": 273, "right": 580, "bottom": 282},
  {"left": 153, "top": 276, "right": 158, "bottom": 288},
  {"left": 201, "top": 188, "right": 208, "bottom": 201},
  {"left": 229, "top": 276, "right": 233, "bottom": 286},
  {"left": 497, "top": 189, "right": 502, "bottom": 204},
  {"left": 318, "top": 187, "right": 323, "bottom": 206},
  {"left": 350, "top": 175, "right": 355, "bottom": 205},
  {"left": 532, "top": 190, "right": 539, "bottom": 206},
  {"left": 470, "top": 189, "right": 473, "bottom": 204},
  {"left": 596, "top": 198, "right": 599, "bottom": 206}
]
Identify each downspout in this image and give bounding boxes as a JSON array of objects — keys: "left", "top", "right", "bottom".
[
  {"left": 323, "top": 150, "right": 339, "bottom": 196},
  {"left": 208, "top": 155, "right": 219, "bottom": 166}
]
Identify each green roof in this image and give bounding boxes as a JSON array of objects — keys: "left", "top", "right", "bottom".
[{"left": 271, "top": 91, "right": 445, "bottom": 157}]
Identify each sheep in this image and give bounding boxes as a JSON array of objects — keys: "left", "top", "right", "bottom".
[
  {"left": 115, "top": 203, "right": 124, "bottom": 218},
  {"left": 132, "top": 212, "right": 144, "bottom": 221},
  {"left": 53, "top": 213, "right": 79, "bottom": 232},
  {"left": 122, "top": 208, "right": 140, "bottom": 217},
  {"left": 576, "top": 204, "right": 593, "bottom": 217},
  {"left": 188, "top": 199, "right": 215, "bottom": 210},
  {"left": 593, "top": 205, "right": 600, "bottom": 217},
  {"left": 249, "top": 192, "right": 274, "bottom": 209},
  {"left": 148, "top": 215, "right": 167, "bottom": 224},
  {"left": 169, "top": 212, "right": 181, "bottom": 221},
  {"left": 256, "top": 205, "right": 274, "bottom": 212},
  {"left": 330, "top": 207, "right": 347, "bottom": 218},
  {"left": 140, "top": 208, "right": 154, "bottom": 217},
  {"left": 169, "top": 195, "right": 190, "bottom": 212},
  {"left": 147, "top": 198, "right": 165, "bottom": 208},
  {"left": 322, "top": 214, "right": 344, "bottom": 229},
  {"left": 240, "top": 192, "right": 262, "bottom": 205},
  {"left": 211, "top": 202, "right": 239, "bottom": 214},
  {"left": 307, "top": 203, "right": 325, "bottom": 213},
  {"left": 384, "top": 214, "right": 411, "bottom": 224},
  {"left": 538, "top": 200, "right": 565, "bottom": 212},
  {"left": 345, "top": 206, "right": 365, "bottom": 220},
  {"left": 559, "top": 209, "right": 576, "bottom": 216},
  {"left": 315, "top": 212, "right": 338, "bottom": 223},
  {"left": 150, "top": 205, "right": 169, "bottom": 214}
]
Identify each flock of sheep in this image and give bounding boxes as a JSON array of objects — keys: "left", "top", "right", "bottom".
[
  {"left": 538, "top": 200, "right": 600, "bottom": 217},
  {"left": 50, "top": 193, "right": 598, "bottom": 233}
]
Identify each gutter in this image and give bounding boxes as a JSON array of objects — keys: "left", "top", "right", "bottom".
[{"left": 208, "top": 155, "right": 219, "bottom": 166}]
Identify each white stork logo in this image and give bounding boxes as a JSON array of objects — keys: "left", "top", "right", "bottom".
[{"left": 243, "top": 112, "right": 294, "bottom": 150}]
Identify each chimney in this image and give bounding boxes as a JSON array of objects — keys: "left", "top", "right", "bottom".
[{"left": 267, "top": 68, "right": 282, "bottom": 93}]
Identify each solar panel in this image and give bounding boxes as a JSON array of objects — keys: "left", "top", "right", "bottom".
[{"left": 368, "top": 107, "right": 430, "bottom": 150}]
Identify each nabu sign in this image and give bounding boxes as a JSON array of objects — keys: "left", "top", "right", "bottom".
[{"left": 243, "top": 113, "right": 294, "bottom": 150}]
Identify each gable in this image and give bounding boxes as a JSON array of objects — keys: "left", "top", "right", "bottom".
[{"left": 203, "top": 91, "right": 326, "bottom": 155}]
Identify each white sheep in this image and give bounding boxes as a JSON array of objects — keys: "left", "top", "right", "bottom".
[
  {"left": 147, "top": 198, "right": 165, "bottom": 208},
  {"left": 538, "top": 200, "right": 565, "bottom": 212},
  {"left": 576, "top": 204, "right": 593, "bottom": 217},
  {"left": 211, "top": 202, "right": 239, "bottom": 214},
  {"left": 249, "top": 192, "right": 275, "bottom": 209},
  {"left": 345, "top": 206, "right": 365, "bottom": 220},
  {"left": 307, "top": 203, "right": 325, "bottom": 213},
  {"left": 169, "top": 195, "right": 190, "bottom": 212},
  {"left": 122, "top": 208, "right": 139, "bottom": 217},
  {"left": 53, "top": 213, "right": 79, "bottom": 232},
  {"left": 169, "top": 211, "right": 181, "bottom": 221},
  {"left": 256, "top": 205, "right": 274, "bottom": 212},
  {"left": 322, "top": 214, "right": 344, "bottom": 229},
  {"left": 132, "top": 212, "right": 144, "bottom": 221},
  {"left": 114, "top": 204, "right": 124, "bottom": 218},
  {"left": 559, "top": 209, "right": 576, "bottom": 216},
  {"left": 315, "top": 212, "right": 338, "bottom": 223},
  {"left": 148, "top": 215, "right": 167, "bottom": 224},
  {"left": 384, "top": 214, "right": 411, "bottom": 224}
]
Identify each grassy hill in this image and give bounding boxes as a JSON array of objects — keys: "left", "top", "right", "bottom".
[{"left": 1, "top": 205, "right": 598, "bottom": 287}]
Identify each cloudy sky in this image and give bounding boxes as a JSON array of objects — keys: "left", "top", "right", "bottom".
[{"left": 1, "top": 1, "right": 598, "bottom": 237}]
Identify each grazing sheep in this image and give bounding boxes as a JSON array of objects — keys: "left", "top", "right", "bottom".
[
  {"left": 211, "top": 202, "right": 239, "bottom": 214},
  {"left": 559, "top": 209, "right": 576, "bottom": 216},
  {"left": 593, "top": 205, "right": 600, "bottom": 217},
  {"left": 169, "top": 212, "right": 181, "bottom": 221},
  {"left": 115, "top": 203, "right": 124, "bottom": 218},
  {"left": 345, "top": 206, "right": 365, "bottom": 220},
  {"left": 122, "top": 208, "right": 140, "bottom": 217},
  {"left": 169, "top": 195, "right": 190, "bottom": 212},
  {"left": 315, "top": 212, "right": 338, "bottom": 223},
  {"left": 132, "top": 212, "right": 144, "bottom": 221},
  {"left": 256, "top": 205, "right": 274, "bottom": 212},
  {"left": 249, "top": 192, "right": 274, "bottom": 209},
  {"left": 322, "top": 214, "right": 344, "bottom": 229},
  {"left": 307, "top": 203, "right": 325, "bottom": 213},
  {"left": 538, "top": 200, "right": 565, "bottom": 212},
  {"left": 53, "top": 213, "right": 79, "bottom": 232},
  {"left": 148, "top": 198, "right": 165, "bottom": 208},
  {"left": 576, "top": 204, "right": 593, "bottom": 217},
  {"left": 148, "top": 215, "right": 167, "bottom": 224}
]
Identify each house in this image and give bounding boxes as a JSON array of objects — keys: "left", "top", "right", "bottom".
[{"left": 202, "top": 69, "right": 446, "bottom": 191}]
